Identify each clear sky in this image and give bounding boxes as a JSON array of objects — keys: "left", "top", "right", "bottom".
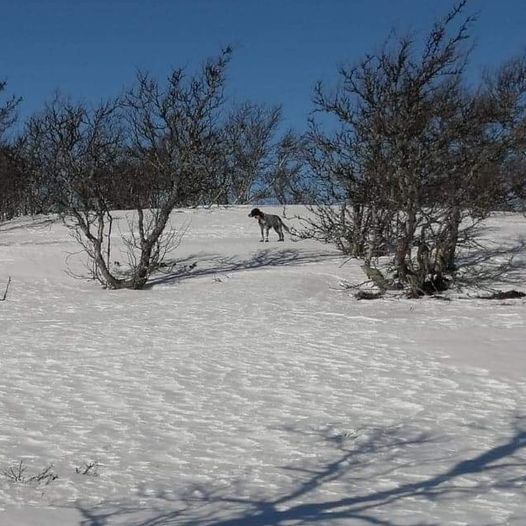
[{"left": 0, "top": 0, "right": 525, "bottom": 130}]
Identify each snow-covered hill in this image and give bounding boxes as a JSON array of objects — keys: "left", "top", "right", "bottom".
[{"left": 0, "top": 206, "right": 525, "bottom": 525}]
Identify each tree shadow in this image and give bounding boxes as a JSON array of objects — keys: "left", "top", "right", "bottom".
[
  {"left": 76, "top": 415, "right": 526, "bottom": 525},
  {"left": 148, "top": 248, "right": 340, "bottom": 287},
  {"left": 455, "top": 236, "right": 526, "bottom": 289},
  {"left": 0, "top": 215, "right": 58, "bottom": 233}
]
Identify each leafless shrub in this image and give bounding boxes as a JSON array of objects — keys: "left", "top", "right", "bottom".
[
  {"left": 23, "top": 95, "right": 130, "bottom": 288},
  {"left": 3, "top": 461, "right": 58, "bottom": 485},
  {"left": 112, "top": 49, "right": 231, "bottom": 288},
  {"left": 299, "top": 1, "right": 526, "bottom": 296},
  {"left": 120, "top": 214, "right": 189, "bottom": 281},
  {"left": 23, "top": 50, "right": 231, "bottom": 289},
  {"left": 75, "top": 461, "right": 100, "bottom": 477}
]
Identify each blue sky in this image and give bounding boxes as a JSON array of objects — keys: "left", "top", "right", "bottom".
[{"left": 0, "top": 0, "right": 524, "bottom": 130}]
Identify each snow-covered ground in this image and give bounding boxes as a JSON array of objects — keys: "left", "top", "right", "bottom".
[{"left": 0, "top": 206, "right": 525, "bottom": 525}]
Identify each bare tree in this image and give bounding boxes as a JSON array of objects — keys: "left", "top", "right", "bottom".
[
  {"left": 480, "top": 54, "right": 526, "bottom": 212},
  {"left": 22, "top": 50, "right": 234, "bottom": 290},
  {"left": 122, "top": 50, "right": 230, "bottom": 210},
  {"left": 219, "top": 101, "right": 281, "bottom": 204},
  {"left": 0, "top": 80, "right": 25, "bottom": 221},
  {"left": 301, "top": 1, "right": 521, "bottom": 295},
  {"left": 24, "top": 94, "right": 132, "bottom": 287},
  {"left": 113, "top": 49, "right": 231, "bottom": 287},
  {"left": 263, "top": 130, "right": 310, "bottom": 204},
  {"left": 0, "top": 80, "right": 19, "bottom": 137},
  {"left": 23, "top": 46, "right": 231, "bottom": 291}
]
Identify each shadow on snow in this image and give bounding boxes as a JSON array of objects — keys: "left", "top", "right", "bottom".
[
  {"left": 147, "top": 248, "right": 341, "bottom": 287},
  {"left": 455, "top": 236, "right": 526, "bottom": 289},
  {"left": 76, "top": 415, "right": 526, "bottom": 526}
]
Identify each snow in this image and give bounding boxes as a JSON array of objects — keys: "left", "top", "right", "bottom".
[{"left": 0, "top": 206, "right": 525, "bottom": 525}]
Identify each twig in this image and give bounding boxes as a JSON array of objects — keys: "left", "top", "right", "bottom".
[
  {"left": 338, "top": 256, "right": 354, "bottom": 268},
  {"left": 1, "top": 276, "right": 11, "bottom": 301}
]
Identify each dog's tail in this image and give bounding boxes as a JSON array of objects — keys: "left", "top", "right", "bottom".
[{"left": 280, "top": 218, "right": 291, "bottom": 233}]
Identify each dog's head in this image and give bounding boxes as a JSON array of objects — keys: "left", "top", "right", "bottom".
[{"left": 248, "top": 208, "right": 263, "bottom": 219}]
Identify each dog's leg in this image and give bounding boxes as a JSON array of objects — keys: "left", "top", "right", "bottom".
[{"left": 259, "top": 223, "right": 265, "bottom": 242}]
